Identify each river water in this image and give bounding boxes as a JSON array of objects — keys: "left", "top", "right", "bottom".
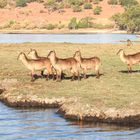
[
  {"left": 0, "top": 33, "right": 139, "bottom": 44},
  {"left": 0, "top": 33, "right": 140, "bottom": 140},
  {"left": 0, "top": 102, "right": 140, "bottom": 140}
]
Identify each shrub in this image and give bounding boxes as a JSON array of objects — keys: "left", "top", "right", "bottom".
[
  {"left": 92, "top": 23, "right": 114, "bottom": 29},
  {"left": 46, "top": 23, "right": 57, "bottom": 30},
  {"left": 84, "top": 3, "right": 92, "bottom": 9},
  {"left": 58, "top": 24, "right": 65, "bottom": 29},
  {"left": 68, "top": 0, "right": 83, "bottom": 6},
  {"left": 68, "top": 17, "right": 78, "bottom": 29},
  {"left": 0, "top": 0, "right": 7, "bottom": 8},
  {"left": 73, "top": 5, "right": 82, "bottom": 12},
  {"left": 46, "top": 0, "right": 56, "bottom": 6},
  {"left": 119, "top": 0, "right": 138, "bottom": 7},
  {"left": 78, "top": 17, "right": 93, "bottom": 28},
  {"left": 108, "top": 0, "right": 118, "bottom": 5},
  {"left": 16, "top": 0, "right": 27, "bottom": 7},
  {"left": 93, "top": 6, "right": 102, "bottom": 15}
]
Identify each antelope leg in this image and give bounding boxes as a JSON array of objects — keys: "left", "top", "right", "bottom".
[
  {"left": 96, "top": 70, "right": 100, "bottom": 79},
  {"left": 128, "top": 64, "right": 132, "bottom": 73},
  {"left": 56, "top": 71, "right": 61, "bottom": 82},
  {"left": 71, "top": 73, "right": 75, "bottom": 81},
  {"left": 77, "top": 71, "right": 81, "bottom": 81},
  {"left": 41, "top": 70, "right": 44, "bottom": 78},
  {"left": 31, "top": 71, "right": 35, "bottom": 82},
  {"left": 83, "top": 69, "right": 87, "bottom": 79}
]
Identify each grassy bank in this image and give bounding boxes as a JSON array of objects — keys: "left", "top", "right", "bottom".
[{"left": 0, "top": 42, "right": 140, "bottom": 110}]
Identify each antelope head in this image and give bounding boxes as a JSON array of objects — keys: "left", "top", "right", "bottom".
[
  {"left": 17, "top": 52, "right": 25, "bottom": 60},
  {"left": 47, "top": 50, "right": 56, "bottom": 59},
  {"left": 73, "top": 50, "right": 81, "bottom": 60},
  {"left": 117, "top": 49, "right": 124, "bottom": 55},
  {"left": 28, "top": 48, "right": 36, "bottom": 56}
]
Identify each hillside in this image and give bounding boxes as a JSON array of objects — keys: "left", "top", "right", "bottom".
[{"left": 0, "top": 0, "right": 124, "bottom": 31}]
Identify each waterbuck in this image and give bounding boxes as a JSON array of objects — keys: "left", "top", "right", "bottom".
[
  {"left": 117, "top": 49, "right": 140, "bottom": 72},
  {"left": 47, "top": 51, "right": 80, "bottom": 81},
  {"left": 17, "top": 52, "right": 52, "bottom": 82},
  {"left": 73, "top": 51, "right": 101, "bottom": 79},
  {"left": 28, "top": 48, "right": 54, "bottom": 78}
]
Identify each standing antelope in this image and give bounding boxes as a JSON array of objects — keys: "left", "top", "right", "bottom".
[
  {"left": 73, "top": 51, "right": 101, "bottom": 79},
  {"left": 47, "top": 51, "right": 80, "bottom": 82},
  {"left": 28, "top": 49, "right": 55, "bottom": 79},
  {"left": 117, "top": 49, "right": 140, "bottom": 72},
  {"left": 17, "top": 52, "right": 52, "bottom": 82}
]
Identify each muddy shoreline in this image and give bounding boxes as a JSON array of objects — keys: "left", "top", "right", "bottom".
[{"left": 0, "top": 90, "right": 140, "bottom": 127}]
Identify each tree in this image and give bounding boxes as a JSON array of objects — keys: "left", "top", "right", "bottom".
[
  {"left": 111, "top": 5, "right": 140, "bottom": 33},
  {"left": 68, "top": 17, "right": 78, "bottom": 29}
]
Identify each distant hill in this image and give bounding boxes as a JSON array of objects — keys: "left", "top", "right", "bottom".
[{"left": 0, "top": 0, "right": 125, "bottom": 31}]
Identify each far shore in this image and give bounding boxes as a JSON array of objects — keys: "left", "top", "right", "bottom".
[{"left": 0, "top": 28, "right": 136, "bottom": 34}]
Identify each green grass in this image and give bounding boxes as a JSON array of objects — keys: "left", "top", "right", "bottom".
[{"left": 0, "top": 43, "right": 140, "bottom": 109}]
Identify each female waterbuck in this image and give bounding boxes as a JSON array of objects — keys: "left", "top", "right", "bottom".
[
  {"left": 17, "top": 52, "right": 52, "bottom": 82},
  {"left": 47, "top": 51, "right": 80, "bottom": 81},
  {"left": 117, "top": 49, "right": 140, "bottom": 73},
  {"left": 28, "top": 49, "right": 55, "bottom": 79},
  {"left": 73, "top": 51, "right": 101, "bottom": 79}
]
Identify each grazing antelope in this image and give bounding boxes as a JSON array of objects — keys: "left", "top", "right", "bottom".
[
  {"left": 127, "top": 39, "right": 133, "bottom": 46},
  {"left": 117, "top": 49, "right": 140, "bottom": 73},
  {"left": 17, "top": 52, "right": 52, "bottom": 82},
  {"left": 47, "top": 51, "right": 80, "bottom": 82},
  {"left": 73, "top": 51, "right": 101, "bottom": 79},
  {"left": 28, "top": 49, "right": 55, "bottom": 79}
]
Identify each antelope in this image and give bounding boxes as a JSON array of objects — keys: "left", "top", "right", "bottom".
[
  {"left": 73, "top": 51, "right": 101, "bottom": 79},
  {"left": 17, "top": 52, "right": 52, "bottom": 82},
  {"left": 117, "top": 49, "right": 140, "bottom": 73},
  {"left": 28, "top": 49, "right": 55, "bottom": 79},
  {"left": 127, "top": 39, "right": 133, "bottom": 46},
  {"left": 47, "top": 51, "right": 80, "bottom": 81}
]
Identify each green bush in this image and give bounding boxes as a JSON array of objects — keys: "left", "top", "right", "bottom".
[
  {"left": 84, "top": 3, "right": 92, "bottom": 9},
  {"left": 119, "top": 0, "right": 138, "bottom": 7},
  {"left": 0, "top": 0, "right": 7, "bottom": 8},
  {"left": 46, "top": 23, "right": 57, "bottom": 30},
  {"left": 93, "top": 6, "right": 102, "bottom": 15},
  {"left": 111, "top": 5, "right": 140, "bottom": 33},
  {"left": 73, "top": 5, "right": 82, "bottom": 12},
  {"left": 16, "top": 0, "right": 27, "bottom": 7},
  {"left": 78, "top": 17, "right": 93, "bottom": 28},
  {"left": 68, "top": 0, "right": 83, "bottom": 6},
  {"left": 92, "top": 23, "right": 114, "bottom": 29},
  {"left": 68, "top": 17, "right": 78, "bottom": 29},
  {"left": 108, "top": 0, "right": 118, "bottom": 5},
  {"left": 46, "top": 0, "right": 56, "bottom": 6}
]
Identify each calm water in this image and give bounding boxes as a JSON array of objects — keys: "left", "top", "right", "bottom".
[
  {"left": 0, "top": 33, "right": 139, "bottom": 44},
  {"left": 0, "top": 102, "right": 140, "bottom": 140}
]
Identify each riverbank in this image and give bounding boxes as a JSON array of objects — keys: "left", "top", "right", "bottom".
[
  {"left": 0, "top": 43, "right": 140, "bottom": 126},
  {"left": 0, "top": 29, "right": 129, "bottom": 34}
]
